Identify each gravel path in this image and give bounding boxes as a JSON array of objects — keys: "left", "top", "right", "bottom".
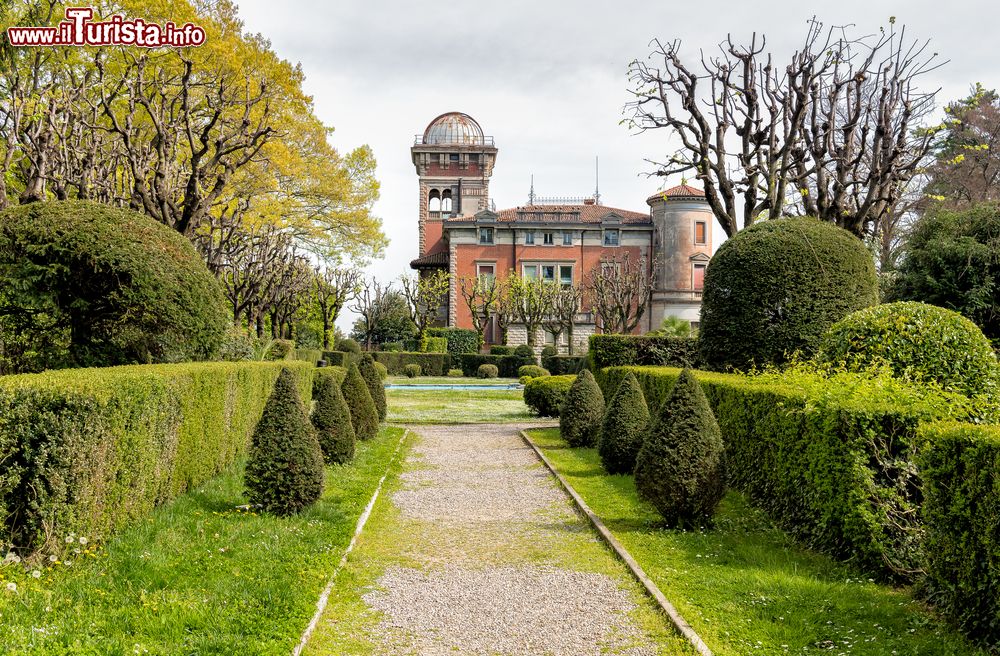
[{"left": 306, "top": 422, "right": 671, "bottom": 655}]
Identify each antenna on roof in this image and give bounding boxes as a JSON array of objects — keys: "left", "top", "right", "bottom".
[
  {"left": 528, "top": 174, "right": 535, "bottom": 205},
  {"left": 594, "top": 156, "right": 601, "bottom": 205}
]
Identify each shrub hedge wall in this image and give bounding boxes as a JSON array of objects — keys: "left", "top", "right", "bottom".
[
  {"left": 589, "top": 335, "right": 699, "bottom": 370},
  {"left": 596, "top": 365, "right": 978, "bottom": 579},
  {"left": 294, "top": 348, "right": 323, "bottom": 365},
  {"left": 457, "top": 353, "right": 535, "bottom": 378},
  {"left": 422, "top": 336, "right": 448, "bottom": 353},
  {"left": 919, "top": 422, "right": 1000, "bottom": 646},
  {"left": 523, "top": 375, "right": 575, "bottom": 417},
  {"left": 543, "top": 355, "right": 585, "bottom": 375},
  {"left": 313, "top": 366, "right": 347, "bottom": 397},
  {"left": 0, "top": 361, "right": 313, "bottom": 555},
  {"left": 372, "top": 351, "right": 451, "bottom": 376},
  {"left": 322, "top": 351, "right": 356, "bottom": 368},
  {"left": 426, "top": 328, "right": 479, "bottom": 355}
]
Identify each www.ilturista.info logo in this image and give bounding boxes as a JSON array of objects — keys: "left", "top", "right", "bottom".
[{"left": 6, "top": 6, "right": 206, "bottom": 48}]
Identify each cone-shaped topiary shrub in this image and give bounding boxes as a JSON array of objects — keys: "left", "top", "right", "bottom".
[
  {"left": 358, "top": 353, "right": 387, "bottom": 422},
  {"left": 634, "top": 368, "right": 725, "bottom": 527},
  {"left": 244, "top": 368, "right": 325, "bottom": 516},
  {"left": 598, "top": 372, "right": 650, "bottom": 474},
  {"left": 311, "top": 374, "right": 356, "bottom": 464},
  {"left": 342, "top": 363, "right": 379, "bottom": 441},
  {"left": 559, "top": 369, "right": 605, "bottom": 447}
]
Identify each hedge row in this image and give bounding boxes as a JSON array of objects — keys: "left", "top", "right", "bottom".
[
  {"left": 426, "top": 328, "right": 479, "bottom": 355},
  {"left": 372, "top": 352, "right": 451, "bottom": 376},
  {"left": 313, "top": 366, "right": 347, "bottom": 396},
  {"left": 919, "top": 422, "right": 1000, "bottom": 646},
  {"left": 0, "top": 361, "right": 313, "bottom": 554},
  {"left": 589, "top": 335, "right": 699, "bottom": 370},
  {"left": 294, "top": 348, "right": 323, "bottom": 365},
  {"left": 523, "top": 375, "right": 575, "bottom": 417},
  {"left": 457, "top": 353, "right": 535, "bottom": 378},
  {"left": 322, "top": 350, "right": 356, "bottom": 368},
  {"left": 596, "top": 365, "right": 977, "bottom": 579},
  {"left": 543, "top": 354, "right": 584, "bottom": 375}
]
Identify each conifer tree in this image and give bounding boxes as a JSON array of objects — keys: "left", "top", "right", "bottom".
[
  {"left": 598, "top": 372, "right": 650, "bottom": 474},
  {"left": 312, "top": 374, "right": 356, "bottom": 464},
  {"left": 559, "top": 369, "right": 605, "bottom": 447},
  {"left": 634, "top": 368, "right": 725, "bottom": 526},
  {"left": 245, "top": 368, "right": 325, "bottom": 515},
  {"left": 342, "top": 363, "right": 379, "bottom": 441},
  {"left": 358, "top": 353, "right": 387, "bottom": 421}
]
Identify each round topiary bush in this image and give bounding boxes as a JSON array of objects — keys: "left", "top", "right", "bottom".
[
  {"left": 541, "top": 345, "right": 557, "bottom": 359},
  {"left": 524, "top": 375, "right": 575, "bottom": 417},
  {"left": 817, "top": 301, "right": 1000, "bottom": 396},
  {"left": 599, "top": 372, "right": 650, "bottom": 475},
  {"left": 341, "top": 363, "right": 379, "bottom": 441},
  {"left": 403, "top": 364, "right": 422, "bottom": 378},
  {"left": 358, "top": 354, "right": 387, "bottom": 422},
  {"left": 477, "top": 363, "right": 499, "bottom": 379},
  {"left": 447, "top": 368, "right": 463, "bottom": 378},
  {"left": 244, "top": 368, "right": 325, "bottom": 515},
  {"left": 513, "top": 344, "right": 535, "bottom": 358},
  {"left": 559, "top": 369, "right": 605, "bottom": 447},
  {"left": 266, "top": 339, "right": 295, "bottom": 361},
  {"left": 311, "top": 374, "right": 356, "bottom": 464},
  {"left": 698, "top": 217, "right": 878, "bottom": 371},
  {"left": 634, "top": 368, "right": 725, "bottom": 527},
  {"left": 0, "top": 200, "right": 228, "bottom": 372},
  {"left": 518, "top": 365, "right": 550, "bottom": 379},
  {"left": 336, "top": 338, "right": 362, "bottom": 354}
]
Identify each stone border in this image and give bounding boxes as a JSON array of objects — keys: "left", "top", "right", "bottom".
[
  {"left": 520, "top": 429, "right": 714, "bottom": 656},
  {"left": 293, "top": 429, "right": 412, "bottom": 656}
]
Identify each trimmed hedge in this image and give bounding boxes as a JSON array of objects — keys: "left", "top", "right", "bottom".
[
  {"left": 490, "top": 345, "right": 514, "bottom": 355},
  {"left": 341, "top": 364, "right": 378, "bottom": 441},
  {"left": 321, "top": 351, "right": 356, "bottom": 368},
  {"left": 596, "top": 365, "right": 979, "bottom": 579},
  {"left": 598, "top": 372, "right": 650, "bottom": 475},
  {"left": 266, "top": 339, "right": 295, "bottom": 361},
  {"left": 426, "top": 328, "right": 479, "bottom": 355},
  {"left": 559, "top": 370, "right": 605, "bottom": 447},
  {"left": 518, "top": 365, "right": 549, "bottom": 379},
  {"left": 457, "top": 353, "right": 534, "bottom": 378},
  {"left": 358, "top": 354, "right": 387, "bottom": 422},
  {"left": 372, "top": 352, "right": 451, "bottom": 376},
  {"left": 543, "top": 355, "right": 585, "bottom": 375},
  {"left": 422, "top": 336, "right": 448, "bottom": 353},
  {"left": 477, "top": 364, "right": 499, "bottom": 379},
  {"left": 818, "top": 301, "right": 999, "bottom": 397},
  {"left": 447, "top": 368, "right": 463, "bottom": 377},
  {"left": 0, "top": 361, "right": 313, "bottom": 554},
  {"left": 589, "top": 335, "right": 698, "bottom": 369},
  {"left": 404, "top": 364, "right": 421, "bottom": 378},
  {"left": 311, "top": 373, "right": 356, "bottom": 465},
  {"left": 919, "top": 422, "right": 1000, "bottom": 647},
  {"left": 313, "top": 366, "right": 347, "bottom": 398},
  {"left": 523, "top": 375, "right": 575, "bottom": 418},
  {"left": 294, "top": 348, "right": 323, "bottom": 365},
  {"left": 699, "top": 217, "right": 879, "bottom": 370}
]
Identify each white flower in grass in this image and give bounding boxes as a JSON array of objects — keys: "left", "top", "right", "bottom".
[
  {"left": 3, "top": 552, "right": 20, "bottom": 564},
  {"left": 65, "top": 536, "right": 74, "bottom": 544},
  {"left": 79, "top": 537, "right": 88, "bottom": 545},
  {"left": 48, "top": 555, "right": 57, "bottom": 563},
  {"left": 31, "top": 570, "right": 40, "bottom": 579},
  {"left": 5, "top": 582, "right": 15, "bottom": 593}
]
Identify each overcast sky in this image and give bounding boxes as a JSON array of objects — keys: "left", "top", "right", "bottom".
[{"left": 234, "top": 0, "right": 997, "bottom": 330}]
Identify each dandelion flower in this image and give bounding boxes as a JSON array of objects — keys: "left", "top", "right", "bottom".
[
  {"left": 5, "top": 582, "right": 15, "bottom": 593},
  {"left": 65, "top": 536, "right": 74, "bottom": 544},
  {"left": 79, "top": 537, "right": 88, "bottom": 545},
  {"left": 31, "top": 570, "right": 40, "bottom": 579},
  {"left": 48, "top": 555, "right": 57, "bottom": 563}
]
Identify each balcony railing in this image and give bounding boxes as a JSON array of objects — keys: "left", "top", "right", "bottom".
[{"left": 414, "top": 135, "right": 495, "bottom": 146}]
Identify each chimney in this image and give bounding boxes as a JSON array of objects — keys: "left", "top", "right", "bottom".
[{"left": 583, "top": 197, "right": 596, "bottom": 205}]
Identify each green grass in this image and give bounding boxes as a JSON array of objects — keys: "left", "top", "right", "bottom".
[
  {"left": 525, "top": 427, "right": 985, "bottom": 656},
  {"left": 387, "top": 387, "right": 538, "bottom": 424},
  {"left": 385, "top": 376, "right": 520, "bottom": 386},
  {"left": 0, "top": 426, "right": 409, "bottom": 656}
]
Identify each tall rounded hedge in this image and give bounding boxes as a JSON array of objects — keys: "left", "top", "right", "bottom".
[
  {"left": 817, "top": 301, "right": 1000, "bottom": 396},
  {"left": 311, "top": 374, "right": 356, "bottom": 464},
  {"left": 559, "top": 369, "right": 605, "bottom": 447},
  {"left": 699, "top": 217, "right": 878, "bottom": 371},
  {"left": 358, "top": 354, "right": 387, "bottom": 422},
  {"left": 523, "top": 374, "right": 575, "bottom": 417},
  {"left": 244, "top": 368, "right": 325, "bottom": 515},
  {"left": 598, "top": 372, "right": 650, "bottom": 475},
  {"left": 0, "top": 201, "right": 228, "bottom": 372},
  {"left": 634, "top": 368, "right": 725, "bottom": 527},
  {"left": 342, "top": 363, "right": 379, "bottom": 441}
]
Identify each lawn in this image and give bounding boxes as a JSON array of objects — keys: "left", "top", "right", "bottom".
[
  {"left": 525, "top": 427, "right": 985, "bottom": 656},
  {"left": 387, "top": 386, "right": 538, "bottom": 424},
  {"left": 0, "top": 426, "right": 410, "bottom": 656},
  {"left": 385, "top": 375, "right": 521, "bottom": 386}
]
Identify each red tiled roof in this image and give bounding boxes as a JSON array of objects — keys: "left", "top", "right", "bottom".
[
  {"left": 409, "top": 251, "right": 449, "bottom": 269},
  {"left": 447, "top": 204, "right": 650, "bottom": 225},
  {"left": 646, "top": 184, "right": 706, "bottom": 204}
]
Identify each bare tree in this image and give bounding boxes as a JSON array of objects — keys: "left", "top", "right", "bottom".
[
  {"left": 626, "top": 17, "right": 943, "bottom": 238},
  {"left": 542, "top": 284, "right": 584, "bottom": 354},
  {"left": 508, "top": 275, "right": 552, "bottom": 348},
  {"left": 459, "top": 274, "right": 501, "bottom": 349},
  {"left": 400, "top": 270, "right": 450, "bottom": 340},
  {"left": 314, "top": 267, "right": 361, "bottom": 349},
  {"left": 350, "top": 278, "right": 394, "bottom": 351},
  {"left": 588, "top": 252, "right": 656, "bottom": 334}
]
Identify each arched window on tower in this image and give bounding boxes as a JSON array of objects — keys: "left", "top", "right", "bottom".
[
  {"left": 441, "top": 189, "right": 453, "bottom": 216},
  {"left": 428, "top": 189, "right": 441, "bottom": 216}
]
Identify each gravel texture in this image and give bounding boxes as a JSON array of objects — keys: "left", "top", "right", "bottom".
[{"left": 363, "top": 423, "right": 658, "bottom": 655}]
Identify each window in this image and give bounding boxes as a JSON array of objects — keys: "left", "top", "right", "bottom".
[
  {"left": 479, "top": 227, "right": 494, "bottom": 245},
  {"left": 693, "top": 263, "right": 707, "bottom": 291},
  {"left": 470, "top": 154, "right": 479, "bottom": 163},
  {"left": 543, "top": 232, "right": 554, "bottom": 245},
  {"left": 449, "top": 153, "right": 459, "bottom": 161},
  {"left": 562, "top": 231, "right": 573, "bottom": 246},
  {"left": 541, "top": 265, "right": 556, "bottom": 281},
  {"left": 477, "top": 263, "right": 495, "bottom": 281},
  {"left": 603, "top": 229, "right": 620, "bottom": 247},
  {"left": 559, "top": 265, "right": 573, "bottom": 287},
  {"left": 523, "top": 265, "right": 538, "bottom": 279},
  {"left": 524, "top": 231, "right": 535, "bottom": 245},
  {"left": 695, "top": 221, "right": 707, "bottom": 245}
]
